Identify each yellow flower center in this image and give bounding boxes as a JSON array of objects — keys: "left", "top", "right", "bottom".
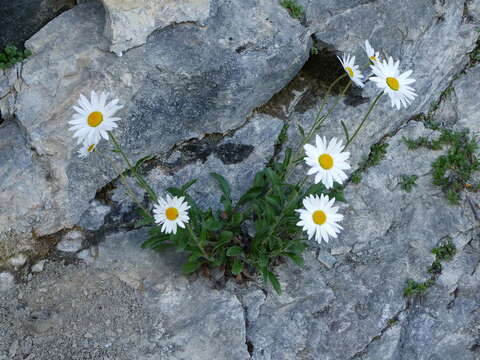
[
  {"left": 87, "top": 144, "right": 96, "bottom": 153},
  {"left": 87, "top": 111, "right": 104, "bottom": 127},
  {"left": 318, "top": 154, "right": 334, "bottom": 170},
  {"left": 386, "top": 77, "right": 400, "bottom": 91},
  {"left": 165, "top": 207, "right": 179, "bottom": 221},
  {"left": 312, "top": 210, "right": 327, "bottom": 225},
  {"left": 345, "top": 66, "right": 354, "bottom": 78},
  {"left": 370, "top": 55, "right": 377, "bottom": 62}
]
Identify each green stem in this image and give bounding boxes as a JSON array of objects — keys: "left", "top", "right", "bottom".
[
  {"left": 186, "top": 223, "right": 213, "bottom": 261},
  {"left": 96, "top": 150, "right": 149, "bottom": 214},
  {"left": 108, "top": 131, "right": 158, "bottom": 203},
  {"left": 343, "top": 92, "right": 383, "bottom": 150},
  {"left": 285, "top": 79, "right": 352, "bottom": 180}
]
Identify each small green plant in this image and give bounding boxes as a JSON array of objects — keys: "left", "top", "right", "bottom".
[
  {"left": 404, "top": 239, "right": 456, "bottom": 296},
  {"left": 350, "top": 172, "right": 362, "bottom": 184},
  {"left": 311, "top": 45, "right": 319, "bottom": 55},
  {"left": 0, "top": 45, "right": 31, "bottom": 70},
  {"left": 280, "top": 0, "right": 305, "bottom": 19},
  {"left": 67, "top": 39, "right": 417, "bottom": 294},
  {"left": 399, "top": 174, "right": 418, "bottom": 192},
  {"left": 404, "top": 129, "right": 479, "bottom": 204},
  {"left": 431, "top": 239, "right": 456, "bottom": 261},
  {"left": 348, "top": 141, "right": 389, "bottom": 184},
  {"left": 404, "top": 278, "right": 435, "bottom": 296},
  {"left": 364, "top": 142, "right": 389, "bottom": 168}
]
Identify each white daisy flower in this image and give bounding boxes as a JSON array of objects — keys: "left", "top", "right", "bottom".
[
  {"left": 304, "top": 136, "right": 350, "bottom": 189},
  {"left": 68, "top": 91, "right": 123, "bottom": 145},
  {"left": 77, "top": 143, "right": 97, "bottom": 159},
  {"left": 370, "top": 57, "right": 417, "bottom": 110},
  {"left": 153, "top": 195, "right": 191, "bottom": 235},
  {"left": 364, "top": 40, "right": 380, "bottom": 63},
  {"left": 338, "top": 53, "right": 365, "bottom": 88},
  {"left": 296, "top": 194, "right": 344, "bottom": 244}
]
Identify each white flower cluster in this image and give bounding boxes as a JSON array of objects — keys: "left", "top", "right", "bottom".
[{"left": 296, "top": 39, "right": 417, "bottom": 244}]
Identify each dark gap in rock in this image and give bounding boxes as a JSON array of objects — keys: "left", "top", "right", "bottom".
[
  {"left": 246, "top": 340, "right": 254, "bottom": 355},
  {"left": 95, "top": 181, "right": 117, "bottom": 206},
  {"left": 0, "top": 0, "right": 76, "bottom": 50},
  {"left": 214, "top": 142, "right": 254, "bottom": 164},
  {"left": 257, "top": 37, "right": 357, "bottom": 120},
  {"left": 236, "top": 44, "right": 248, "bottom": 54}
]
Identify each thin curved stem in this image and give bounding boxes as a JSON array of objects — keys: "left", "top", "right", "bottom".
[
  {"left": 285, "top": 79, "right": 352, "bottom": 180},
  {"left": 108, "top": 131, "right": 158, "bottom": 203},
  {"left": 96, "top": 150, "right": 149, "bottom": 214},
  {"left": 186, "top": 223, "right": 213, "bottom": 262},
  {"left": 343, "top": 92, "right": 383, "bottom": 150}
]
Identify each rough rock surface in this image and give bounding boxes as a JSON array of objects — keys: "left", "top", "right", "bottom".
[
  {"left": 1, "top": 0, "right": 480, "bottom": 358},
  {"left": 101, "top": 0, "right": 212, "bottom": 54},
  {"left": 0, "top": 0, "right": 309, "bottom": 263},
  {"left": 0, "top": 0, "right": 76, "bottom": 50},
  {"left": 0, "top": 230, "right": 249, "bottom": 360}
]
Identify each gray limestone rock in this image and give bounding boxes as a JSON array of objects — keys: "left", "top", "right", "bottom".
[
  {"left": 0, "top": 0, "right": 309, "bottom": 262},
  {"left": 0, "top": 229, "right": 249, "bottom": 359},
  {"left": 125, "top": 114, "right": 284, "bottom": 210},
  {"left": 0, "top": 0, "right": 75, "bottom": 49},
  {"left": 244, "top": 121, "right": 479, "bottom": 359},
  {"left": 101, "top": 0, "right": 212, "bottom": 54},
  {"left": 56, "top": 230, "right": 84, "bottom": 253},
  {"left": 78, "top": 200, "right": 111, "bottom": 231}
]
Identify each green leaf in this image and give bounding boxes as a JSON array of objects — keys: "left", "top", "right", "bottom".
[
  {"left": 133, "top": 155, "right": 155, "bottom": 172},
  {"left": 237, "top": 186, "right": 264, "bottom": 206},
  {"left": 212, "top": 231, "right": 233, "bottom": 253},
  {"left": 305, "top": 182, "right": 326, "bottom": 195},
  {"left": 151, "top": 243, "right": 174, "bottom": 252},
  {"left": 166, "top": 186, "right": 183, "bottom": 197},
  {"left": 220, "top": 231, "right": 233, "bottom": 243},
  {"left": 141, "top": 232, "right": 170, "bottom": 249},
  {"left": 229, "top": 212, "right": 243, "bottom": 227},
  {"left": 226, "top": 246, "right": 244, "bottom": 256},
  {"left": 297, "top": 124, "right": 305, "bottom": 138},
  {"left": 340, "top": 120, "right": 350, "bottom": 142},
  {"left": 265, "top": 195, "right": 282, "bottom": 210},
  {"left": 231, "top": 259, "right": 243, "bottom": 275},
  {"left": 282, "top": 147, "right": 293, "bottom": 171},
  {"left": 181, "top": 260, "right": 202, "bottom": 275},
  {"left": 188, "top": 251, "right": 203, "bottom": 262},
  {"left": 285, "top": 252, "right": 304, "bottom": 266},
  {"left": 210, "top": 172, "right": 232, "bottom": 200},
  {"left": 253, "top": 171, "right": 266, "bottom": 188},
  {"left": 205, "top": 218, "right": 223, "bottom": 231},
  {"left": 134, "top": 209, "right": 155, "bottom": 228},
  {"left": 181, "top": 179, "right": 197, "bottom": 193},
  {"left": 264, "top": 168, "right": 281, "bottom": 187},
  {"left": 267, "top": 271, "right": 282, "bottom": 294}
]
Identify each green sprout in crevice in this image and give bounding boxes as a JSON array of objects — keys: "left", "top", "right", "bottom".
[
  {"left": 403, "top": 128, "right": 479, "bottom": 204},
  {"left": 280, "top": 0, "right": 305, "bottom": 19},
  {"left": 399, "top": 174, "right": 418, "bottom": 193},
  {"left": 349, "top": 141, "right": 389, "bottom": 184},
  {"left": 404, "top": 239, "right": 456, "bottom": 296},
  {"left": 0, "top": 45, "right": 31, "bottom": 70}
]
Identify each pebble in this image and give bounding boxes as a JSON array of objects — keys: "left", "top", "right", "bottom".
[
  {"left": 317, "top": 251, "right": 337, "bottom": 269},
  {"left": 9, "top": 254, "right": 27, "bottom": 267},
  {"left": 57, "top": 230, "right": 84, "bottom": 253},
  {"left": 31, "top": 260, "right": 46, "bottom": 273}
]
